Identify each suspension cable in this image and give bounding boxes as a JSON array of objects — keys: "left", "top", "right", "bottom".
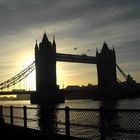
[
  {"left": 0, "top": 61, "right": 35, "bottom": 90},
  {"left": 116, "top": 64, "right": 128, "bottom": 80}
]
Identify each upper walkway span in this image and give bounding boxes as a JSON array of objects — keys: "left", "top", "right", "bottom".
[{"left": 56, "top": 53, "right": 106, "bottom": 64}]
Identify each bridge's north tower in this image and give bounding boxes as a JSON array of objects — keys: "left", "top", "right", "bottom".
[
  {"left": 31, "top": 33, "right": 62, "bottom": 104},
  {"left": 96, "top": 42, "right": 117, "bottom": 89},
  {"left": 35, "top": 33, "right": 56, "bottom": 92}
]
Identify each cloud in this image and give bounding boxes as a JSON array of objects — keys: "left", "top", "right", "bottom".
[{"left": 0, "top": 0, "right": 140, "bottom": 84}]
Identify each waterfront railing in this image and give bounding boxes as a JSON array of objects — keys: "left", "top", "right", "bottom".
[{"left": 0, "top": 105, "right": 140, "bottom": 140}]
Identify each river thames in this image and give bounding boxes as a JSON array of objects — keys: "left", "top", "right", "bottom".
[
  {"left": 0, "top": 98, "right": 140, "bottom": 109},
  {"left": 0, "top": 98, "right": 140, "bottom": 139}
]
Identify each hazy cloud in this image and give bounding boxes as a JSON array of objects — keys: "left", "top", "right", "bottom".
[{"left": 0, "top": 0, "right": 140, "bottom": 84}]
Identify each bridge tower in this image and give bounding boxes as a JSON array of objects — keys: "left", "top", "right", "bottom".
[
  {"left": 96, "top": 42, "right": 117, "bottom": 89},
  {"left": 31, "top": 33, "right": 63, "bottom": 104},
  {"left": 35, "top": 33, "right": 56, "bottom": 92}
]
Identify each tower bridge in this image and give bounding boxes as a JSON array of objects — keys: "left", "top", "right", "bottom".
[
  {"left": 33, "top": 33, "right": 117, "bottom": 103},
  {"left": 0, "top": 33, "right": 135, "bottom": 103}
]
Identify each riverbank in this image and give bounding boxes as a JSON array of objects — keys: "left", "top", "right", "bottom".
[
  {"left": 64, "top": 88, "right": 140, "bottom": 100},
  {"left": 0, "top": 88, "right": 140, "bottom": 102}
]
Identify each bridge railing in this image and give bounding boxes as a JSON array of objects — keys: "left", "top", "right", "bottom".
[{"left": 0, "top": 105, "right": 140, "bottom": 140}]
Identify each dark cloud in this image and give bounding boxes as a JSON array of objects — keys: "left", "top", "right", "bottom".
[
  {"left": 0, "top": 0, "right": 139, "bottom": 35},
  {"left": 0, "top": 0, "right": 140, "bottom": 83},
  {"left": 116, "top": 40, "right": 140, "bottom": 63}
]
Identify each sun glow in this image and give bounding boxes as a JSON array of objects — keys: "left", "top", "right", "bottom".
[
  {"left": 57, "top": 63, "right": 66, "bottom": 89},
  {"left": 57, "top": 62, "right": 97, "bottom": 89},
  {"left": 17, "top": 52, "right": 36, "bottom": 91},
  {"left": 6, "top": 56, "right": 36, "bottom": 91}
]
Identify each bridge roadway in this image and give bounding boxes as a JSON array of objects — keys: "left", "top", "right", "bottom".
[
  {"left": 0, "top": 91, "right": 36, "bottom": 95},
  {"left": 56, "top": 53, "right": 106, "bottom": 64}
]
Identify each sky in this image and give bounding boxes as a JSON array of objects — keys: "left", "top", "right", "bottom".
[{"left": 0, "top": 0, "right": 140, "bottom": 89}]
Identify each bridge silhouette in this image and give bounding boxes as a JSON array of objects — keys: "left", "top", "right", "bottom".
[{"left": 0, "top": 33, "right": 135, "bottom": 103}]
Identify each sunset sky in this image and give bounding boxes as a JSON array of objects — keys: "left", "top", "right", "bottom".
[{"left": 0, "top": 0, "right": 140, "bottom": 90}]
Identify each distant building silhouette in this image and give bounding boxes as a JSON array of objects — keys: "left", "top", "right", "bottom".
[{"left": 96, "top": 42, "right": 117, "bottom": 89}]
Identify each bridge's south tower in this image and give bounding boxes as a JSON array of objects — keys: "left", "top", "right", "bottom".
[{"left": 96, "top": 42, "right": 117, "bottom": 89}]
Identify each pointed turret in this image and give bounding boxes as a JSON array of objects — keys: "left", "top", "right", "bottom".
[
  {"left": 35, "top": 40, "right": 38, "bottom": 62},
  {"left": 35, "top": 40, "right": 38, "bottom": 54},
  {"left": 101, "top": 41, "right": 109, "bottom": 55},
  {"left": 96, "top": 48, "right": 98, "bottom": 55},
  {"left": 42, "top": 32, "right": 48, "bottom": 44},
  {"left": 52, "top": 36, "right": 56, "bottom": 47},
  {"left": 35, "top": 40, "right": 38, "bottom": 50},
  {"left": 112, "top": 45, "right": 115, "bottom": 52},
  {"left": 102, "top": 41, "right": 109, "bottom": 50},
  {"left": 39, "top": 32, "right": 52, "bottom": 50}
]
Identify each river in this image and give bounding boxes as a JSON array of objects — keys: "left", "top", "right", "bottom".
[
  {"left": 0, "top": 98, "right": 140, "bottom": 139},
  {"left": 0, "top": 98, "right": 140, "bottom": 109}
]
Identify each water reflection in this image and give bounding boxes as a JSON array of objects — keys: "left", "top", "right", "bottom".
[
  {"left": 101, "top": 100, "right": 119, "bottom": 139},
  {"left": 101, "top": 99, "right": 118, "bottom": 109},
  {"left": 36, "top": 104, "right": 58, "bottom": 135}
]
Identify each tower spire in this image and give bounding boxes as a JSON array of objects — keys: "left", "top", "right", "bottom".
[
  {"left": 112, "top": 44, "right": 115, "bottom": 51},
  {"left": 42, "top": 32, "right": 48, "bottom": 43},
  {"left": 53, "top": 36, "right": 56, "bottom": 47},
  {"left": 96, "top": 48, "right": 98, "bottom": 55},
  {"left": 53, "top": 36, "right": 55, "bottom": 41},
  {"left": 101, "top": 41, "right": 109, "bottom": 54},
  {"left": 35, "top": 40, "right": 38, "bottom": 50}
]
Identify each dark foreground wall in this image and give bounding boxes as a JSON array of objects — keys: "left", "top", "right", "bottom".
[{"left": 0, "top": 124, "right": 82, "bottom": 140}]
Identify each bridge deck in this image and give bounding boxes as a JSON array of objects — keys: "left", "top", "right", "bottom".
[{"left": 0, "top": 91, "right": 35, "bottom": 95}]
